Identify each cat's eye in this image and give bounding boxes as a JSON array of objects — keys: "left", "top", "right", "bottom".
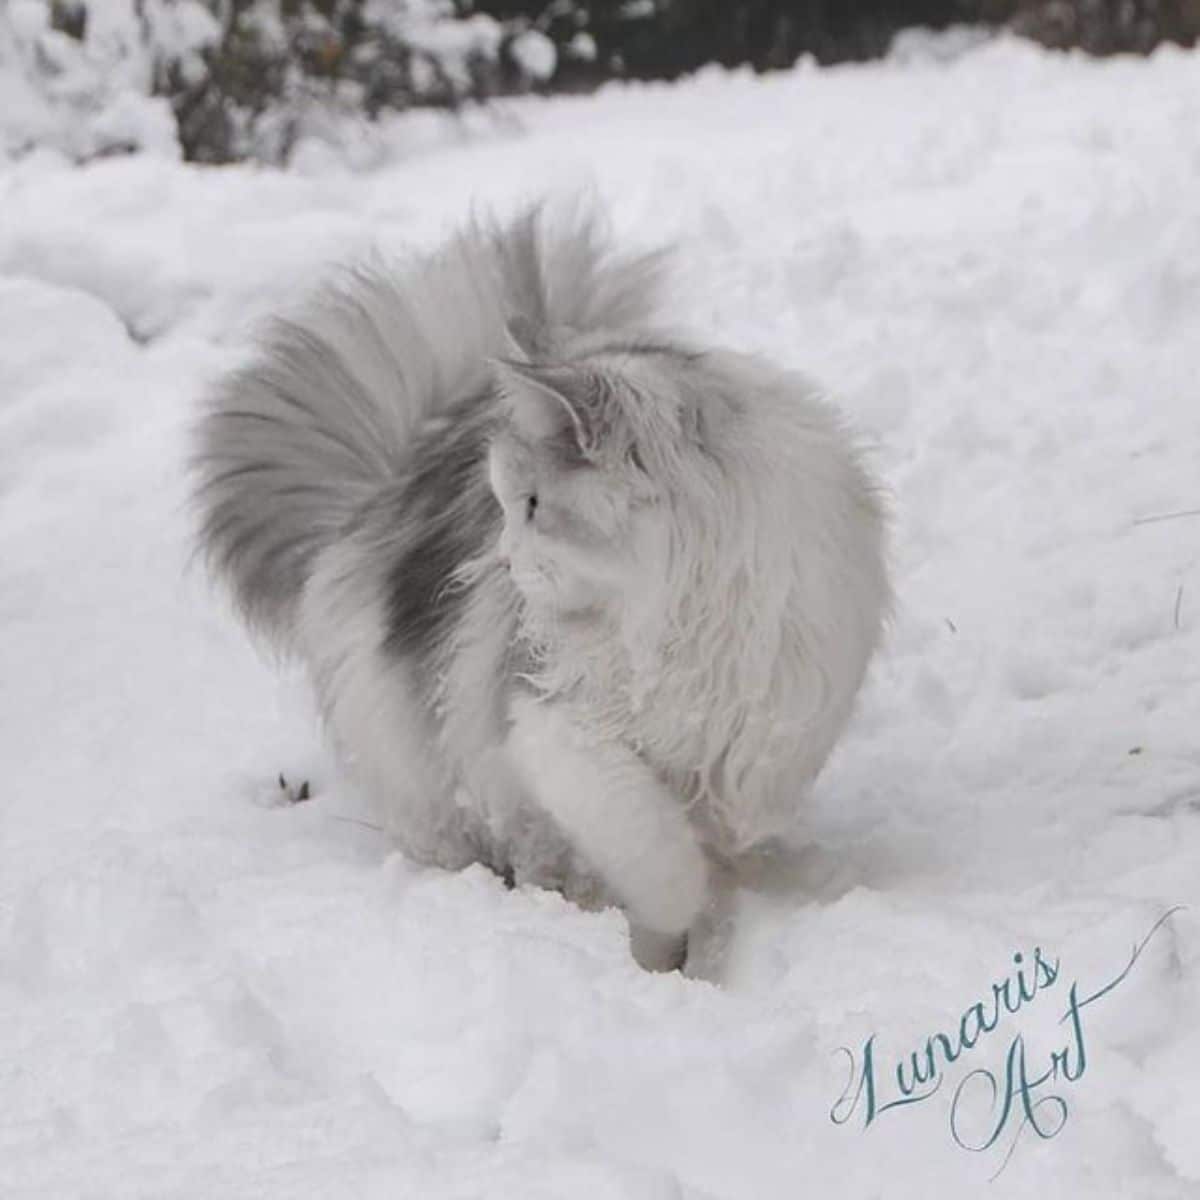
[{"left": 525, "top": 494, "right": 538, "bottom": 523}]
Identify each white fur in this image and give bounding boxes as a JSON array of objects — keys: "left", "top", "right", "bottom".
[
  {"left": 196, "top": 205, "right": 890, "bottom": 971},
  {"left": 299, "top": 540, "right": 483, "bottom": 870},
  {"left": 492, "top": 348, "right": 890, "bottom": 854},
  {"left": 506, "top": 693, "right": 710, "bottom": 937}
]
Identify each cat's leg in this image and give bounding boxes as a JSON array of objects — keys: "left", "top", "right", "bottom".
[
  {"left": 681, "top": 858, "right": 738, "bottom": 981},
  {"left": 299, "top": 546, "right": 487, "bottom": 871},
  {"left": 506, "top": 695, "right": 709, "bottom": 970}
]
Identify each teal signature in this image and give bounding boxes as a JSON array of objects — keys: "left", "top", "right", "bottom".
[{"left": 830, "top": 907, "right": 1184, "bottom": 1176}]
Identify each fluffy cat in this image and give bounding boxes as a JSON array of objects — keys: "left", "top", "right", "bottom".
[{"left": 194, "top": 205, "right": 889, "bottom": 970}]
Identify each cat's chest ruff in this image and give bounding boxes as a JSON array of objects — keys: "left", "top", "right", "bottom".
[{"left": 539, "top": 642, "right": 714, "bottom": 765}]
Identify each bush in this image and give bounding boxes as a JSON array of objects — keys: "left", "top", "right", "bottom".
[
  {"left": 2, "top": 1, "right": 1197, "bottom": 166},
  {"left": 0, "top": 0, "right": 551, "bottom": 164}
]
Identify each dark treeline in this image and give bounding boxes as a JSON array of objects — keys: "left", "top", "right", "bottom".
[
  {"left": 471, "top": 0, "right": 1200, "bottom": 81},
  {"left": 36, "top": 0, "right": 1200, "bottom": 164},
  {"left": 484, "top": 0, "right": 965, "bottom": 78}
]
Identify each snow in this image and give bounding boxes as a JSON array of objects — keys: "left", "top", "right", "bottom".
[
  {"left": 0, "top": 0, "right": 197, "bottom": 161},
  {"left": 2, "top": 33, "right": 1200, "bottom": 1199},
  {"left": 510, "top": 29, "right": 558, "bottom": 82},
  {"left": 402, "top": 11, "right": 504, "bottom": 83},
  {"left": 568, "top": 31, "right": 599, "bottom": 63},
  {"left": 0, "top": 1, "right": 507, "bottom": 167}
]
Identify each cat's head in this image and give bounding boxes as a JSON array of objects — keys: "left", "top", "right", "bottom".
[{"left": 486, "top": 334, "right": 722, "bottom": 621}]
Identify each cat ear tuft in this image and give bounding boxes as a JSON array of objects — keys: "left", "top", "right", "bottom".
[{"left": 493, "top": 358, "right": 591, "bottom": 450}]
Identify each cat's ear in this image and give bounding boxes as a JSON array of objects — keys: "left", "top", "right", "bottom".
[{"left": 493, "top": 358, "right": 593, "bottom": 452}]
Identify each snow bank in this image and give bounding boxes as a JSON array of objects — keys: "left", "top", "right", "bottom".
[
  {"left": 1, "top": 37, "right": 1199, "bottom": 1199},
  {"left": 0, "top": 0, "right": 530, "bottom": 168},
  {"left": 0, "top": 0, "right": 203, "bottom": 160}
]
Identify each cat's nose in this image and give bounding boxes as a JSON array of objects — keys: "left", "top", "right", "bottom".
[{"left": 496, "top": 554, "right": 511, "bottom": 571}]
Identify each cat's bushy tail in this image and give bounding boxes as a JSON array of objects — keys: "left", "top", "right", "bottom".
[{"left": 193, "top": 203, "right": 667, "bottom": 645}]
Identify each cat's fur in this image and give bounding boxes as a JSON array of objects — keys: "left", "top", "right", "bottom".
[{"left": 194, "top": 205, "right": 889, "bottom": 969}]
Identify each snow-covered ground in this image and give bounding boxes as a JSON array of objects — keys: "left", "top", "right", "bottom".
[{"left": 3, "top": 35, "right": 1200, "bottom": 1199}]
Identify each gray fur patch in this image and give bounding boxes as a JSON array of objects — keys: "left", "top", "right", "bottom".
[
  {"left": 193, "top": 202, "right": 669, "bottom": 651},
  {"left": 377, "top": 389, "right": 502, "bottom": 682}
]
